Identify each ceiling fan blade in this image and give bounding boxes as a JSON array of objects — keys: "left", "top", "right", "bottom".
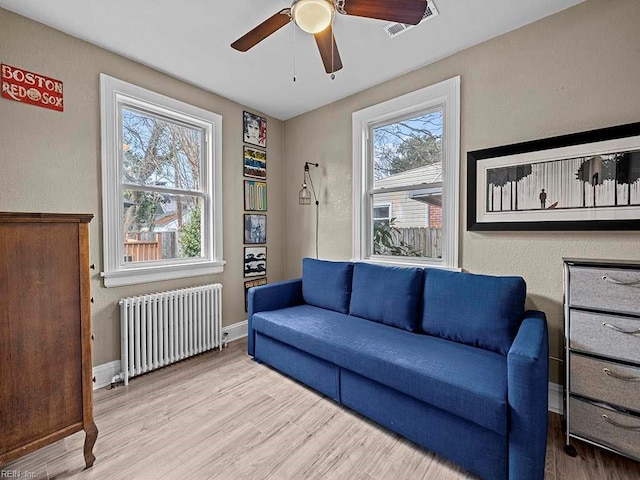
[
  {"left": 341, "top": 0, "right": 427, "bottom": 25},
  {"left": 231, "top": 9, "right": 291, "bottom": 52},
  {"left": 314, "top": 26, "right": 343, "bottom": 74}
]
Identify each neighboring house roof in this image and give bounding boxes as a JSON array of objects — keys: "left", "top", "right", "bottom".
[
  {"left": 376, "top": 163, "right": 443, "bottom": 207},
  {"left": 155, "top": 211, "right": 179, "bottom": 227},
  {"left": 375, "top": 163, "right": 442, "bottom": 188}
]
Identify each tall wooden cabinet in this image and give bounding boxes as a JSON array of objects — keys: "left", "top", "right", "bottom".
[{"left": 0, "top": 212, "right": 97, "bottom": 468}]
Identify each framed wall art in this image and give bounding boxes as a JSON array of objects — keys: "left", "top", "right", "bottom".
[
  {"left": 244, "top": 146, "right": 266, "bottom": 179},
  {"left": 244, "top": 277, "right": 267, "bottom": 312},
  {"left": 244, "top": 180, "right": 267, "bottom": 211},
  {"left": 244, "top": 246, "right": 266, "bottom": 278},
  {"left": 467, "top": 122, "right": 640, "bottom": 231},
  {"left": 243, "top": 111, "right": 266, "bottom": 148},
  {"left": 244, "top": 214, "right": 266, "bottom": 244}
]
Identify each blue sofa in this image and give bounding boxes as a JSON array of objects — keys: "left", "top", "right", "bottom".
[{"left": 247, "top": 259, "right": 548, "bottom": 480}]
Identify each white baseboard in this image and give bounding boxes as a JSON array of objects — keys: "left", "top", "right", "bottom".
[
  {"left": 93, "top": 360, "right": 121, "bottom": 390},
  {"left": 223, "top": 319, "right": 248, "bottom": 343},
  {"left": 548, "top": 382, "right": 563, "bottom": 415},
  {"left": 92, "top": 320, "right": 249, "bottom": 390}
]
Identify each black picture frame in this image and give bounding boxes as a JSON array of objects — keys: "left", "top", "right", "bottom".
[
  {"left": 244, "top": 246, "right": 267, "bottom": 278},
  {"left": 467, "top": 122, "right": 640, "bottom": 231},
  {"left": 244, "top": 214, "right": 266, "bottom": 244},
  {"left": 244, "top": 180, "right": 267, "bottom": 211},
  {"left": 243, "top": 145, "right": 266, "bottom": 180},
  {"left": 243, "top": 111, "right": 267, "bottom": 148},
  {"left": 244, "top": 277, "right": 267, "bottom": 312}
]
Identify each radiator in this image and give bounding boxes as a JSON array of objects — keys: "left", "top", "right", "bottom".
[{"left": 118, "top": 284, "right": 222, "bottom": 385}]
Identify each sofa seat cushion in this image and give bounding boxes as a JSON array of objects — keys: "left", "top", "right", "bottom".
[{"left": 252, "top": 304, "right": 508, "bottom": 435}]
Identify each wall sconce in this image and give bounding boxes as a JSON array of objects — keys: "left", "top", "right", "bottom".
[
  {"left": 299, "top": 162, "right": 320, "bottom": 257},
  {"left": 299, "top": 162, "right": 319, "bottom": 206}
]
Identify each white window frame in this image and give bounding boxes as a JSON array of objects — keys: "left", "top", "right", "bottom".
[
  {"left": 100, "top": 74, "right": 224, "bottom": 287},
  {"left": 352, "top": 76, "right": 460, "bottom": 268},
  {"left": 373, "top": 203, "right": 392, "bottom": 222}
]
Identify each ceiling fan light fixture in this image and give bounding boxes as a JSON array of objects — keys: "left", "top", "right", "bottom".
[{"left": 292, "top": 0, "right": 334, "bottom": 34}]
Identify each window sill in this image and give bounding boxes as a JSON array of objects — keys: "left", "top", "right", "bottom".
[
  {"left": 351, "top": 256, "right": 462, "bottom": 272},
  {"left": 101, "top": 260, "right": 226, "bottom": 287}
]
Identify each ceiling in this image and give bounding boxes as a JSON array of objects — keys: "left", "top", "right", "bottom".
[{"left": 0, "top": 0, "right": 584, "bottom": 120}]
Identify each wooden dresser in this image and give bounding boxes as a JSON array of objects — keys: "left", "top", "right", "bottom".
[
  {"left": 564, "top": 258, "right": 640, "bottom": 461},
  {"left": 0, "top": 213, "right": 97, "bottom": 468}
]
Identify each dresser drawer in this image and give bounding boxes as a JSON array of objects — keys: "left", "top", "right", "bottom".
[
  {"left": 570, "top": 353, "right": 640, "bottom": 413},
  {"left": 569, "top": 310, "right": 640, "bottom": 363},
  {"left": 568, "top": 265, "right": 640, "bottom": 314},
  {"left": 569, "top": 397, "right": 640, "bottom": 460}
]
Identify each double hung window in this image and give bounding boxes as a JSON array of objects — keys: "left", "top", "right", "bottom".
[
  {"left": 100, "top": 75, "right": 223, "bottom": 286},
  {"left": 352, "top": 77, "right": 460, "bottom": 267}
]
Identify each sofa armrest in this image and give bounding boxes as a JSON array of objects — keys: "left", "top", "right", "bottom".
[
  {"left": 507, "top": 310, "right": 549, "bottom": 480},
  {"left": 247, "top": 278, "right": 303, "bottom": 356}
]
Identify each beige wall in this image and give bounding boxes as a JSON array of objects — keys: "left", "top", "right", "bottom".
[
  {"left": 283, "top": 0, "right": 640, "bottom": 384},
  {"left": 0, "top": 8, "right": 285, "bottom": 366},
  {"left": 2, "top": 0, "right": 639, "bottom": 383}
]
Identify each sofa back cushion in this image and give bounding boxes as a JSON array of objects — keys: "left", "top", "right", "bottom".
[
  {"left": 302, "top": 258, "right": 354, "bottom": 314},
  {"left": 421, "top": 269, "right": 526, "bottom": 355},
  {"left": 349, "top": 263, "right": 424, "bottom": 331}
]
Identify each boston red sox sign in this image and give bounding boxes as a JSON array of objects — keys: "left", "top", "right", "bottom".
[{"left": 1, "top": 64, "right": 64, "bottom": 112}]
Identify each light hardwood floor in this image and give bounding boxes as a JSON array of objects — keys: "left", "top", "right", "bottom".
[{"left": 4, "top": 339, "right": 640, "bottom": 480}]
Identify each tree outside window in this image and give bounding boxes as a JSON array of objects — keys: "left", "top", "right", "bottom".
[
  {"left": 121, "top": 108, "right": 204, "bottom": 263},
  {"left": 371, "top": 109, "right": 443, "bottom": 259}
]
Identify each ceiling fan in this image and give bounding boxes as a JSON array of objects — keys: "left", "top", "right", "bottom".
[{"left": 231, "top": 0, "right": 428, "bottom": 74}]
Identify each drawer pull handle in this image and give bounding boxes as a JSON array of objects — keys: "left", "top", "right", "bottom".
[
  {"left": 603, "top": 368, "right": 640, "bottom": 382},
  {"left": 602, "top": 322, "right": 640, "bottom": 335},
  {"left": 602, "top": 414, "right": 640, "bottom": 431},
  {"left": 601, "top": 275, "right": 640, "bottom": 286}
]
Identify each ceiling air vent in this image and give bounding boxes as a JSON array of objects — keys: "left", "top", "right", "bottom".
[{"left": 384, "top": 0, "right": 439, "bottom": 38}]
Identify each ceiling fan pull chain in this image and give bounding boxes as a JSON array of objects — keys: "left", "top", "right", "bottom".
[{"left": 293, "top": 22, "right": 297, "bottom": 82}]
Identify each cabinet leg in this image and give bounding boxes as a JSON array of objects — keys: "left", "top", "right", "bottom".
[
  {"left": 564, "top": 444, "right": 577, "bottom": 457},
  {"left": 83, "top": 422, "right": 98, "bottom": 468}
]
